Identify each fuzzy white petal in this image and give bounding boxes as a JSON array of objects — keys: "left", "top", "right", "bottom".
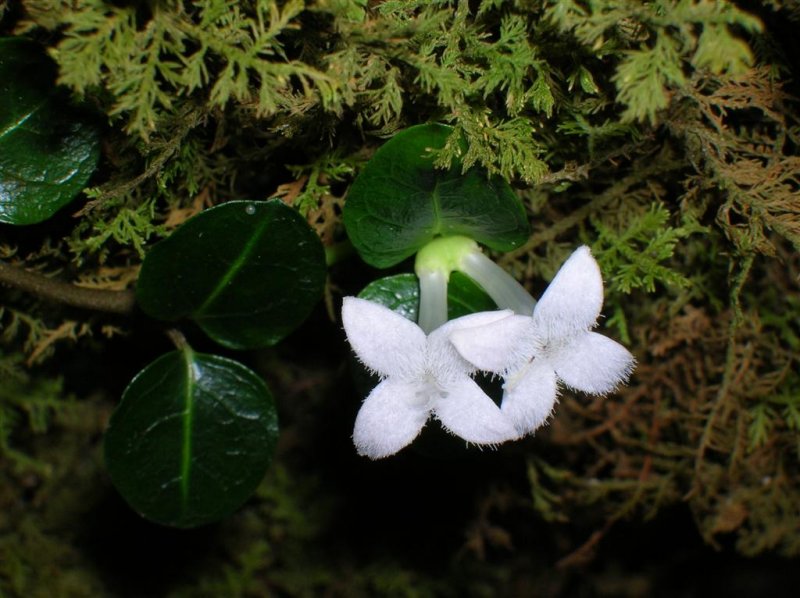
[
  {"left": 342, "top": 297, "right": 427, "bottom": 379},
  {"left": 502, "top": 359, "right": 559, "bottom": 436},
  {"left": 549, "top": 331, "right": 635, "bottom": 395},
  {"left": 439, "top": 308, "right": 517, "bottom": 333},
  {"left": 433, "top": 378, "right": 519, "bottom": 444},
  {"left": 425, "top": 310, "right": 512, "bottom": 381},
  {"left": 352, "top": 379, "right": 429, "bottom": 459},
  {"left": 449, "top": 314, "right": 538, "bottom": 374},
  {"left": 533, "top": 246, "right": 603, "bottom": 340}
]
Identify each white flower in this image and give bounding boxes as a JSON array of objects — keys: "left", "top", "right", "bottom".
[
  {"left": 342, "top": 297, "right": 520, "bottom": 459},
  {"left": 449, "top": 246, "right": 636, "bottom": 436}
]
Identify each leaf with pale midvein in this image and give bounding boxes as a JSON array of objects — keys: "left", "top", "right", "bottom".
[
  {"left": 136, "top": 199, "right": 326, "bottom": 349},
  {"left": 104, "top": 349, "right": 278, "bottom": 528}
]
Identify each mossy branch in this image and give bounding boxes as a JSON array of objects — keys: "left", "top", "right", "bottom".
[
  {"left": 0, "top": 261, "right": 136, "bottom": 315},
  {"left": 499, "top": 150, "right": 682, "bottom": 263}
]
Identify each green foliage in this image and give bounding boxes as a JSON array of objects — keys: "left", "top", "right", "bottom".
[
  {"left": 344, "top": 124, "right": 529, "bottom": 268},
  {"left": 750, "top": 370, "right": 800, "bottom": 455},
  {"left": 65, "top": 106, "right": 229, "bottom": 263},
  {"left": 557, "top": 113, "right": 640, "bottom": 159},
  {"left": 70, "top": 194, "right": 165, "bottom": 259},
  {"left": 285, "top": 152, "right": 360, "bottom": 217},
  {"left": 37, "top": 0, "right": 337, "bottom": 138},
  {"left": 527, "top": 457, "right": 570, "bottom": 523},
  {"left": 613, "top": 33, "right": 686, "bottom": 124},
  {"left": 0, "top": 37, "right": 100, "bottom": 225},
  {"left": 18, "top": 0, "right": 569, "bottom": 183},
  {"left": 358, "top": 272, "right": 496, "bottom": 322},
  {"left": 548, "top": 0, "right": 762, "bottom": 123},
  {"left": 0, "top": 352, "right": 66, "bottom": 474},
  {"left": 137, "top": 200, "right": 326, "bottom": 349},
  {"left": 592, "top": 203, "right": 705, "bottom": 295},
  {"left": 105, "top": 349, "right": 279, "bottom": 528},
  {"left": 747, "top": 401, "right": 775, "bottom": 451},
  {"left": 0, "top": 384, "right": 116, "bottom": 598}
]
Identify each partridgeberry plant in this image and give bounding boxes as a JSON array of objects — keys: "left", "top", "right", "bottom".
[
  {"left": 4, "top": 0, "right": 800, "bottom": 583},
  {"left": 343, "top": 124, "right": 635, "bottom": 458}
]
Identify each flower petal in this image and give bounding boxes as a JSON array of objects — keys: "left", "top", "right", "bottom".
[
  {"left": 502, "top": 359, "right": 558, "bottom": 436},
  {"left": 438, "top": 308, "right": 517, "bottom": 333},
  {"left": 342, "top": 297, "right": 426, "bottom": 379},
  {"left": 549, "top": 331, "right": 635, "bottom": 395},
  {"left": 448, "top": 313, "right": 537, "bottom": 374},
  {"left": 352, "top": 379, "right": 429, "bottom": 459},
  {"left": 533, "top": 246, "right": 603, "bottom": 340},
  {"left": 433, "top": 377, "right": 519, "bottom": 444},
  {"left": 430, "top": 309, "right": 517, "bottom": 376}
]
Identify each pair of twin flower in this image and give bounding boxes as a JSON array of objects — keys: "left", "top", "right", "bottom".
[{"left": 342, "top": 238, "right": 636, "bottom": 460}]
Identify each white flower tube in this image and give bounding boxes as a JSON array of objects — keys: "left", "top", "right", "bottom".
[
  {"left": 414, "top": 235, "right": 536, "bottom": 329},
  {"left": 416, "top": 267, "right": 448, "bottom": 334},
  {"left": 458, "top": 249, "right": 535, "bottom": 315}
]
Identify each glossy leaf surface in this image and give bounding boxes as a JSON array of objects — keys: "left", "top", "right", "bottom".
[
  {"left": 0, "top": 37, "right": 100, "bottom": 225},
  {"left": 358, "top": 272, "right": 497, "bottom": 322},
  {"left": 105, "top": 349, "right": 278, "bottom": 528},
  {"left": 343, "top": 124, "right": 529, "bottom": 268},
  {"left": 136, "top": 200, "right": 326, "bottom": 349}
]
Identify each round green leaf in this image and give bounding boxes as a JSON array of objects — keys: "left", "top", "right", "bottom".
[
  {"left": 105, "top": 349, "right": 278, "bottom": 528},
  {"left": 343, "top": 124, "right": 529, "bottom": 268},
  {"left": 357, "top": 271, "right": 497, "bottom": 322},
  {"left": 136, "top": 199, "right": 326, "bottom": 349},
  {"left": 0, "top": 37, "right": 100, "bottom": 225}
]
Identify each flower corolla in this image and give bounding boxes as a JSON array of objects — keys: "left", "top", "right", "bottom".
[
  {"left": 342, "top": 297, "right": 519, "bottom": 459},
  {"left": 449, "top": 246, "right": 635, "bottom": 436}
]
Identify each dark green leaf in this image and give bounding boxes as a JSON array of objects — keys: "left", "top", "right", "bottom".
[
  {"left": 136, "top": 200, "right": 326, "bottom": 349},
  {"left": 343, "top": 124, "right": 529, "bottom": 268},
  {"left": 0, "top": 37, "right": 100, "bottom": 225},
  {"left": 105, "top": 349, "right": 278, "bottom": 528},
  {"left": 357, "top": 271, "right": 497, "bottom": 322}
]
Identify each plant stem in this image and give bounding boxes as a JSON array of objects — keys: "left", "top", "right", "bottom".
[
  {"left": 324, "top": 240, "right": 354, "bottom": 266},
  {"left": 0, "top": 261, "right": 136, "bottom": 315},
  {"left": 166, "top": 328, "right": 189, "bottom": 351}
]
